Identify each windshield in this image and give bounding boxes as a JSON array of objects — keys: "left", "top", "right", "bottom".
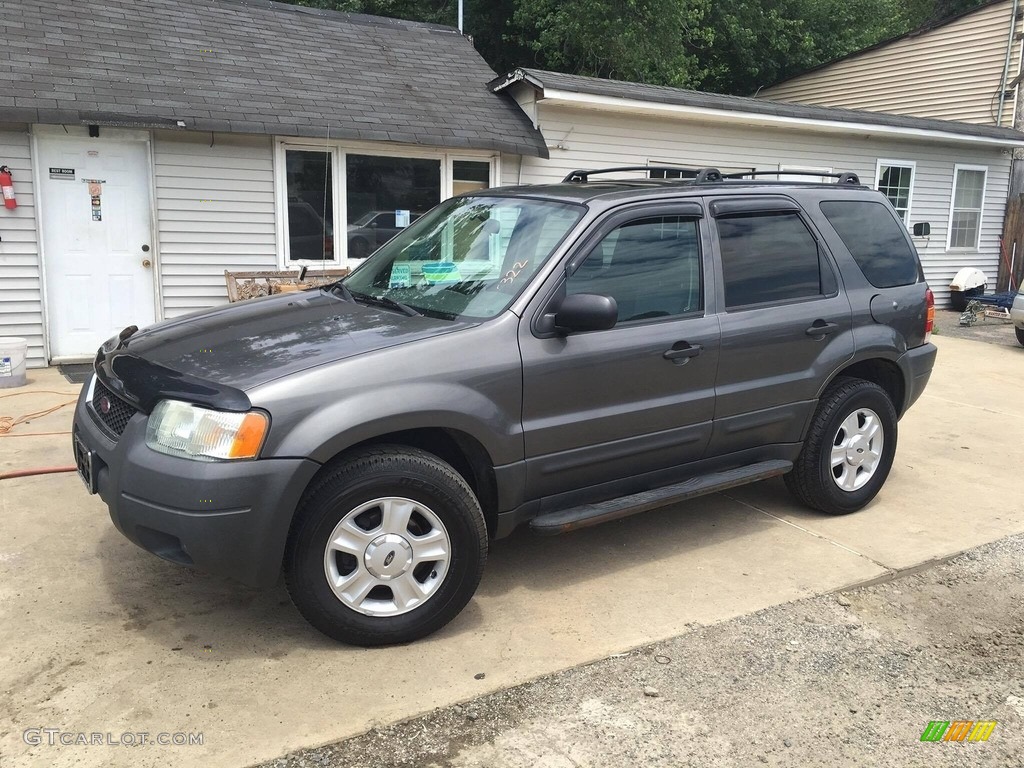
[{"left": 342, "top": 195, "right": 584, "bottom": 320}]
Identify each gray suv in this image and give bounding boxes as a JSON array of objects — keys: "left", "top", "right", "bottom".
[{"left": 72, "top": 167, "right": 937, "bottom": 646}]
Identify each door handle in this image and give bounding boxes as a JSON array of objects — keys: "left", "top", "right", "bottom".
[
  {"left": 663, "top": 342, "right": 703, "bottom": 363},
  {"left": 805, "top": 320, "right": 839, "bottom": 337},
  {"left": 142, "top": 259, "right": 152, "bottom": 268}
]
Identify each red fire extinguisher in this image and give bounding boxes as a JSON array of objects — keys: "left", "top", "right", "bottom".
[{"left": 0, "top": 166, "right": 16, "bottom": 210}]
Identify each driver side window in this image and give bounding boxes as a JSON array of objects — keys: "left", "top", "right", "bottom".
[{"left": 567, "top": 216, "right": 702, "bottom": 323}]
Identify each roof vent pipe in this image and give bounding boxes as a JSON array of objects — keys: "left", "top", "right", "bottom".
[{"left": 458, "top": 0, "right": 464, "bottom": 33}]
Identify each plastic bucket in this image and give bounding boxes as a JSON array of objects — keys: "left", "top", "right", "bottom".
[{"left": 0, "top": 337, "right": 28, "bottom": 389}]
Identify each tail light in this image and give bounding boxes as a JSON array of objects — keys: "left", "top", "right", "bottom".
[
  {"left": 324, "top": 235, "right": 334, "bottom": 259},
  {"left": 924, "top": 286, "right": 935, "bottom": 342}
]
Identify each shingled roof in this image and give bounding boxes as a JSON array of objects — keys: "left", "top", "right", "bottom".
[
  {"left": 1, "top": 0, "right": 548, "bottom": 157},
  {"left": 494, "top": 68, "right": 1024, "bottom": 144}
]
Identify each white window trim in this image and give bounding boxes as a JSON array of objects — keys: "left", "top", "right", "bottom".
[
  {"left": 946, "top": 164, "right": 988, "bottom": 252},
  {"left": 874, "top": 158, "right": 916, "bottom": 225},
  {"left": 273, "top": 137, "right": 500, "bottom": 270}
]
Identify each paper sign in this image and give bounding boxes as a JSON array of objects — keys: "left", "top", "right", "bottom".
[
  {"left": 0, "top": 357, "right": 11, "bottom": 377},
  {"left": 49, "top": 167, "right": 75, "bottom": 180},
  {"left": 389, "top": 262, "right": 412, "bottom": 288},
  {"left": 395, "top": 209, "right": 411, "bottom": 228}
]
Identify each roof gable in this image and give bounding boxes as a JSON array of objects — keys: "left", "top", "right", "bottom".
[{"left": 1, "top": 0, "right": 547, "bottom": 157}]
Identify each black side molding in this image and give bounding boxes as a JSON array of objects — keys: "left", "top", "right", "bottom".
[{"left": 529, "top": 460, "right": 793, "bottom": 535}]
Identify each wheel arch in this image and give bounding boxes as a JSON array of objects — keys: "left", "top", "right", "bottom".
[
  {"left": 820, "top": 356, "right": 906, "bottom": 416},
  {"left": 301, "top": 427, "right": 501, "bottom": 537}
]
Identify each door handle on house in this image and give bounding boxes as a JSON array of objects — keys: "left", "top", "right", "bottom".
[
  {"left": 142, "top": 259, "right": 152, "bottom": 268},
  {"left": 663, "top": 342, "right": 703, "bottom": 363},
  {"left": 805, "top": 320, "right": 839, "bottom": 337}
]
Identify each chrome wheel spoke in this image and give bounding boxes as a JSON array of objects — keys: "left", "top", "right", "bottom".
[
  {"left": 830, "top": 443, "right": 848, "bottom": 469},
  {"left": 379, "top": 498, "right": 415, "bottom": 535},
  {"left": 328, "top": 519, "right": 372, "bottom": 557},
  {"left": 337, "top": 568, "right": 377, "bottom": 604},
  {"left": 411, "top": 528, "right": 449, "bottom": 565},
  {"left": 390, "top": 574, "right": 425, "bottom": 611}
]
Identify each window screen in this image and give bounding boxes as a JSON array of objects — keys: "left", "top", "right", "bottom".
[
  {"left": 819, "top": 201, "right": 919, "bottom": 288},
  {"left": 568, "top": 216, "right": 702, "bottom": 323},
  {"left": 285, "top": 149, "right": 334, "bottom": 261},
  {"left": 717, "top": 213, "right": 821, "bottom": 308}
]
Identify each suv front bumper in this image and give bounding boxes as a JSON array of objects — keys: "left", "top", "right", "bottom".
[{"left": 72, "top": 380, "right": 320, "bottom": 588}]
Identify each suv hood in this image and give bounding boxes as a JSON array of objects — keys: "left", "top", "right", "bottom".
[{"left": 114, "top": 290, "right": 473, "bottom": 392}]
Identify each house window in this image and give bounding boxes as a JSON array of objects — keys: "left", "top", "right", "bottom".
[
  {"left": 948, "top": 166, "right": 987, "bottom": 250},
  {"left": 875, "top": 161, "right": 915, "bottom": 222},
  {"left": 453, "top": 160, "right": 492, "bottom": 195},
  {"left": 346, "top": 155, "right": 441, "bottom": 259},
  {"left": 285, "top": 149, "right": 335, "bottom": 261}
]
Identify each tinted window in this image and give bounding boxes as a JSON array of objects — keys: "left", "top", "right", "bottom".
[
  {"left": 568, "top": 216, "right": 702, "bottom": 323},
  {"left": 717, "top": 213, "right": 821, "bottom": 308},
  {"left": 819, "top": 201, "right": 919, "bottom": 287}
]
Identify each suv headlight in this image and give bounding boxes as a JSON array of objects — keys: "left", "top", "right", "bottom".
[{"left": 145, "top": 400, "right": 269, "bottom": 461}]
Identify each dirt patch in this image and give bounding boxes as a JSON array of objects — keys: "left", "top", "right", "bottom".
[
  {"left": 933, "top": 308, "right": 1022, "bottom": 350},
  {"left": 257, "top": 535, "right": 1024, "bottom": 768}
]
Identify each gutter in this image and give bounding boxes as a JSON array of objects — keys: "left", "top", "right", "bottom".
[{"left": 539, "top": 89, "right": 1024, "bottom": 149}]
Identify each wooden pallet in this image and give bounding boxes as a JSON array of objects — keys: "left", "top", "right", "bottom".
[{"left": 223, "top": 268, "right": 349, "bottom": 302}]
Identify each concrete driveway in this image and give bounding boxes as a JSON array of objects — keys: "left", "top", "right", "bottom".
[{"left": 1, "top": 334, "right": 1023, "bottom": 768}]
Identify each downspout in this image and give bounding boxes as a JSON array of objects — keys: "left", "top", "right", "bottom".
[{"left": 998, "top": 0, "right": 1020, "bottom": 126}]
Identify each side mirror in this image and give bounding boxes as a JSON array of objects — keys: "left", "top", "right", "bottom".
[
  {"left": 912, "top": 222, "right": 930, "bottom": 237},
  {"left": 554, "top": 293, "right": 618, "bottom": 334}
]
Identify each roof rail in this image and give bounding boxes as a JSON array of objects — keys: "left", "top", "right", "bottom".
[
  {"left": 722, "top": 170, "right": 862, "bottom": 185},
  {"left": 562, "top": 166, "right": 724, "bottom": 184}
]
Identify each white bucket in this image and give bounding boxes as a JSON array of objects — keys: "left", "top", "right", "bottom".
[{"left": 0, "top": 337, "right": 28, "bottom": 389}]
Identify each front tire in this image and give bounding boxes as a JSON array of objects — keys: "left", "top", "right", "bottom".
[
  {"left": 285, "top": 446, "right": 487, "bottom": 646},
  {"left": 785, "top": 378, "right": 897, "bottom": 515}
]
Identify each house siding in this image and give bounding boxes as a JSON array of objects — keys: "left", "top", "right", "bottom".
[
  {"left": 152, "top": 130, "right": 278, "bottom": 318},
  {"left": 506, "top": 104, "right": 1012, "bottom": 306},
  {"left": 760, "top": 0, "right": 1022, "bottom": 128},
  {"left": 0, "top": 124, "right": 45, "bottom": 367}
]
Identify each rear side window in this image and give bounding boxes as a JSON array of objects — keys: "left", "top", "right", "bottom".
[
  {"left": 819, "top": 201, "right": 918, "bottom": 287},
  {"left": 717, "top": 213, "right": 822, "bottom": 308}
]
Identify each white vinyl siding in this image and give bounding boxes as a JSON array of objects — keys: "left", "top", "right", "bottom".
[
  {"left": 0, "top": 125, "right": 45, "bottom": 367},
  {"left": 760, "top": 0, "right": 1022, "bottom": 128},
  {"left": 508, "top": 103, "right": 1012, "bottom": 306},
  {"left": 152, "top": 130, "right": 277, "bottom": 317}
]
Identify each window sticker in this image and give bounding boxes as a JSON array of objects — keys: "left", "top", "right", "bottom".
[
  {"left": 421, "top": 262, "right": 462, "bottom": 283},
  {"left": 395, "top": 209, "right": 411, "bottom": 228},
  {"left": 388, "top": 262, "right": 413, "bottom": 288}
]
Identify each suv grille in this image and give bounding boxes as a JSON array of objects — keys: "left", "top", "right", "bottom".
[{"left": 91, "top": 380, "right": 138, "bottom": 439}]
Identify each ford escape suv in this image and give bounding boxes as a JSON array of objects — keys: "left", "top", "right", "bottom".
[{"left": 72, "top": 166, "right": 937, "bottom": 646}]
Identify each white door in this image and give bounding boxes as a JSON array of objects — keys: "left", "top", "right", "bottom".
[{"left": 37, "top": 129, "right": 156, "bottom": 360}]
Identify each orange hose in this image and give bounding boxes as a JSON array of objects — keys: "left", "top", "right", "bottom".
[{"left": 0, "top": 466, "right": 77, "bottom": 480}]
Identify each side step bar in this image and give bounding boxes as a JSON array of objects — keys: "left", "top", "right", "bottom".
[{"left": 529, "top": 460, "right": 793, "bottom": 535}]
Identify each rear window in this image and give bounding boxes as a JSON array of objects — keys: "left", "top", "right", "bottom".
[{"left": 819, "top": 201, "right": 919, "bottom": 288}]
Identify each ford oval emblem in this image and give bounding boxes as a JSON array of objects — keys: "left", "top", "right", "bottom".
[
  {"left": 98, "top": 396, "right": 111, "bottom": 414},
  {"left": 383, "top": 550, "right": 395, "bottom": 567}
]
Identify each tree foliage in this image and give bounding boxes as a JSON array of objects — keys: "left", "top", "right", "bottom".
[{"left": 283, "top": 0, "right": 990, "bottom": 94}]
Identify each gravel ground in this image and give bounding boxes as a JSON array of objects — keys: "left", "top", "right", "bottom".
[
  {"left": 933, "top": 308, "right": 1022, "bottom": 350},
  {"left": 256, "top": 534, "right": 1024, "bottom": 768}
]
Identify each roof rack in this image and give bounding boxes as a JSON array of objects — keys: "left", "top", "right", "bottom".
[
  {"left": 562, "top": 166, "right": 724, "bottom": 184},
  {"left": 722, "top": 170, "right": 862, "bottom": 185}
]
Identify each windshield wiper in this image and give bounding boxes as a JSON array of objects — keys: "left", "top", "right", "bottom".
[
  {"left": 349, "top": 290, "right": 421, "bottom": 317},
  {"left": 325, "top": 281, "right": 353, "bottom": 301}
]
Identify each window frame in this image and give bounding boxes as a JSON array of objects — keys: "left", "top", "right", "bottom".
[
  {"left": 714, "top": 210, "right": 835, "bottom": 312},
  {"left": 946, "top": 164, "right": 988, "bottom": 252},
  {"left": 874, "top": 159, "right": 916, "bottom": 225},
  {"left": 274, "top": 138, "right": 499, "bottom": 270}
]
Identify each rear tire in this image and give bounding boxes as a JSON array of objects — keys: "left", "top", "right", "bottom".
[
  {"left": 785, "top": 378, "right": 897, "bottom": 515},
  {"left": 285, "top": 446, "right": 487, "bottom": 646},
  {"left": 1016, "top": 326, "right": 1024, "bottom": 347}
]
